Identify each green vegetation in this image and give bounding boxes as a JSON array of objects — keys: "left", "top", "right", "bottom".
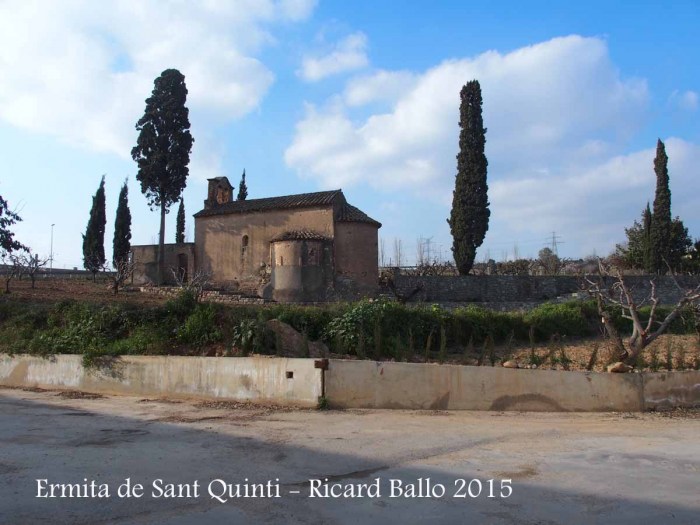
[
  {"left": 616, "top": 139, "right": 696, "bottom": 274},
  {"left": 237, "top": 169, "right": 248, "bottom": 201},
  {"left": 1, "top": 294, "right": 696, "bottom": 367},
  {"left": 175, "top": 198, "right": 185, "bottom": 244},
  {"left": 448, "top": 79, "right": 490, "bottom": 275},
  {"left": 132, "top": 68, "right": 194, "bottom": 284},
  {"left": 650, "top": 139, "right": 672, "bottom": 274},
  {"left": 0, "top": 193, "right": 27, "bottom": 255},
  {"left": 112, "top": 179, "right": 132, "bottom": 267},
  {"left": 82, "top": 175, "right": 106, "bottom": 278}
]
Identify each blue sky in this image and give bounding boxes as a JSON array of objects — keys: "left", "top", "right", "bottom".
[{"left": 1, "top": 0, "right": 698, "bottom": 268}]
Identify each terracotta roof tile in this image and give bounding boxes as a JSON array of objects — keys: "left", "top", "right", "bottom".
[
  {"left": 194, "top": 189, "right": 343, "bottom": 218},
  {"left": 337, "top": 203, "right": 382, "bottom": 227},
  {"left": 270, "top": 230, "right": 330, "bottom": 242},
  {"left": 194, "top": 188, "right": 381, "bottom": 228}
]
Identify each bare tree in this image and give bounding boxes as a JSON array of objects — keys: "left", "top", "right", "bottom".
[
  {"left": 393, "top": 238, "right": 403, "bottom": 268},
  {"left": 537, "top": 247, "right": 563, "bottom": 275},
  {"left": 379, "top": 237, "right": 386, "bottom": 267},
  {"left": 584, "top": 260, "right": 700, "bottom": 365},
  {"left": 171, "top": 267, "right": 211, "bottom": 302},
  {"left": 1, "top": 253, "right": 22, "bottom": 293},
  {"left": 109, "top": 258, "right": 135, "bottom": 295},
  {"left": 416, "top": 237, "right": 426, "bottom": 266},
  {"left": 411, "top": 260, "right": 458, "bottom": 276},
  {"left": 17, "top": 251, "right": 49, "bottom": 289}
]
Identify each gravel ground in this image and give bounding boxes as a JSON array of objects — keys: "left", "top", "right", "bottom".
[{"left": 1, "top": 387, "right": 699, "bottom": 524}]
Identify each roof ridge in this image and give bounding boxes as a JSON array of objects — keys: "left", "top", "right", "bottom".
[
  {"left": 193, "top": 189, "right": 346, "bottom": 218},
  {"left": 238, "top": 188, "right": 342, "bottom": 203}
]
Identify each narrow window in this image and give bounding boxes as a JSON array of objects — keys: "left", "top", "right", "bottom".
[{"left": 241, "top": 235, "right": 249, "bottom": 268}]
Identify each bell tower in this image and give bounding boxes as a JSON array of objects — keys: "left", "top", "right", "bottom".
[{"left": 204, "top": 177, "right": 234, "bottom": 209}]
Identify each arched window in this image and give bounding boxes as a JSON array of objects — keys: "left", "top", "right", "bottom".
[{"left": 241, "top": 235, "right": 249, "bottom": 267}]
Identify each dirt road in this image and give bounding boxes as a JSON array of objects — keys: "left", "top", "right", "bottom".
[{"left": 1, "top": 387, "right": 698, "bottom": 524}]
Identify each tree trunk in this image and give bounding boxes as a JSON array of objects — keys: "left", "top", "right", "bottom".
[
  {"left": 625, "top": 338, "right": 646, "bottom": 365},
  {"left": 595, "top": 295, "right": 628, "bottom": 361},
  {"left": 158, "top": 204, "right": 166, "bottom": 285}
]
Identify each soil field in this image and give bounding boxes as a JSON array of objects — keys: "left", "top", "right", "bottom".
[{"left": 3, "top": 277, "right": 169, "bottom": 306}]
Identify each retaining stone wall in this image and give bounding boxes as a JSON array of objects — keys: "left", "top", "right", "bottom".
[{"left": 392, "top": 274, "right": 700, "bottom": 306}]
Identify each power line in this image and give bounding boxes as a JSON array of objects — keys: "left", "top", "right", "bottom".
[{"left": 548, "top": 231, "right": 565, "bottom": 256}]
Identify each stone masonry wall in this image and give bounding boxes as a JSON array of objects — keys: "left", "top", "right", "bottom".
[{"left": 392, "top": 273, "right": 700, "bottom": 306}]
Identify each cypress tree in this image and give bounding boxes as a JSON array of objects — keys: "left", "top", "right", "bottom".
[
  {"left": 82, "top": 175, "right": 106, "bottom": 279},
  {"left": 237, "top": 169, "right": 248, "bottom": 201},
  {"left": 642, "top": 203, "right": 653, "bottom": 273},
  {"left": 112, "top": 179, "right": 132, "bottom": 267},
  {"left": 447, "top": 80, "right": 490, "bottom": 274},
  {"left": 650, "top": 139, "right": 672, "bottom": 273},
  {"left": 175, "top": 198, "right": 185, "bottom": 243},
  {"left": 132, "top": 69, "right": 193, "bottom": 283}
]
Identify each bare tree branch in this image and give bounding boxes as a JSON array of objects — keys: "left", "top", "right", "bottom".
[{"left": 583, "top": 258, "right": 700, "bottom": 366}]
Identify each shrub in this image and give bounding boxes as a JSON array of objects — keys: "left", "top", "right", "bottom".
[
  {"left": 177, "top": 304, "right": 222, "bottom": 347},
  {"left": 231, "top": 319, "right": 257, "bottom": 356},
  {"left": 166, "top": 289, "right": 198, "bottom": 320},
  {"left": 324, "top": 299, "right": 407, "bottom": 355},
  {"left": 524, "top": 303, "right": 589, "bottom": 341}
]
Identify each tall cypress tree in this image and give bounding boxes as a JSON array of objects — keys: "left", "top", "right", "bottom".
[
  {"left": 237, "top": 169, "right": 248, "bottom": 201},
  {"left": 132, "top": 69, "right": 193, "bottom": 283},
  {"left": 642, "top": 203, "right": 653, "bottom": 273},
  {"left": 82, "top": 175, "right": 106, "bottom": 279},
  {"left": 112, "top": 179, "right": 132, "bottom": 267},
  {"left": 175, "top": 198, "right": 185, "bottom": 243},
  {"left": 650, "top": 139, "right": 672, "bottom": 273},
  {"left": 447, "top": 80, "right": 490, "bottom": 274}
]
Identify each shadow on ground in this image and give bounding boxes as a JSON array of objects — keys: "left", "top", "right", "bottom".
[{"left": 0, "top": 390, "right": 698, "bottom": 524}]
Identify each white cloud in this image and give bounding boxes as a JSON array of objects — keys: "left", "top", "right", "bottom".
[
  {"left": 285, "top": 35, "right": 700, "bottom": 256},
  {"left": 343, "top": 70, "right": 418, "bottom": 107},
  {"left": 670, "top": 89, "right": 699, "bottom": 112},
  {"left": 0, "top": 0, "right": 316, "bottom": 161},
  {"left": 298, "top": 32, "right": 369, "bottom": 82},
  {"left": 488, "top": 138, "right": 700, "bottom": 253},
  {"left": 286, "top": 36, "right": 649, "bottom": 194}
]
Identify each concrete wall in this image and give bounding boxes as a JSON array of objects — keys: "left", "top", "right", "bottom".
[
  {"left": 334, "top": 222, "right": 379, "bottom": 288},
  {"left": 643, "top": 371, "right": 700, "bottom": 410},
  {"left": 131, "top": 243, "right": 195, "bottom": 285},
  {"left": 194, "top": 207, "right": 335, "bottom": 289},
  {"left": 3, "top": 354, "right": 698, "bottom": 412},
  {"left": 392, "top": 274, "right": 700, "bottom": 305},
  {"left": 0, "top": 355, "right": 322, "bottom": 407},
  {"left": 325, "top": 360, "right": 645, "bottom": 411}
]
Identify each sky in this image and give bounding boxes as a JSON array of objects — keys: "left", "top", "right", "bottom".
[{"left": 1, "top": 0, "right": 698, "bottom": 269}]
